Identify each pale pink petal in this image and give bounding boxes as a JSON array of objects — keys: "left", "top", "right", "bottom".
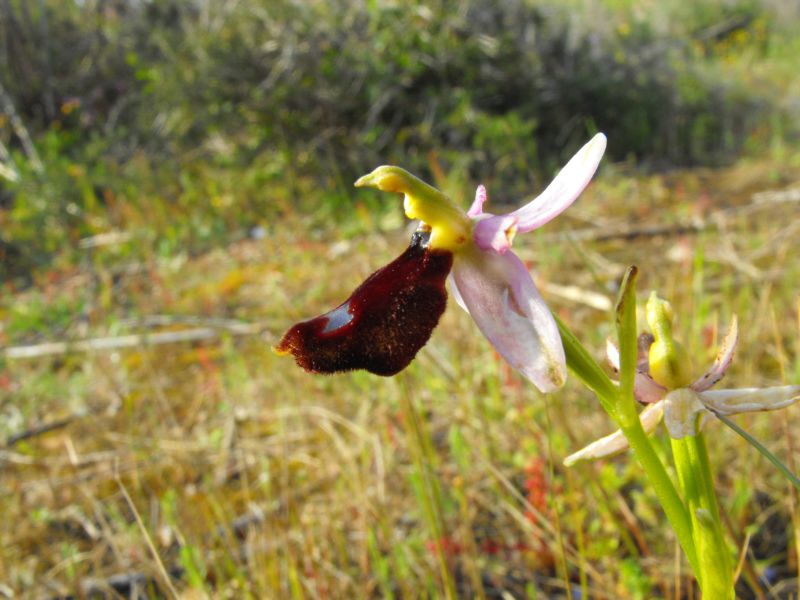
[
  {"left": 472, "top": 214, "right": 519, "bottom": 254},
  {"left": 452, "top": 247, "right": 566, "bottom": 392},
  {"left": 606, "top": 339, "right": 667, "bottom": 404},
  {"left": 633, "top": 374, "right": 667, "bottom": 404},
  {"left": 468, "top": 185, "right": 487, "bottom": 217},
  {"left": 700, "top": 385, "right": 800, "bottom": 415},
  {"left": 508, "top": 133, "right": 606, "bottom": 233},
  {"left": 564, "top": 401, "right": 665, "bottom": 466},
  {"left": 692, "top": 315, "right": 738, "bottom": 392}
]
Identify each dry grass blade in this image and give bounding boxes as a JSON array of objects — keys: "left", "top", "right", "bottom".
[{"left": 115, "top": 468, "right": 180, "bottom": 599}]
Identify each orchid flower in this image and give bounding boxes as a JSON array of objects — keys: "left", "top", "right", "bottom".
[
  {"left": 276, "top": 133, "right": 607, "bottom": 392},
  {"left": 565, "top": 293, "right": 800, "bottom": 465}
]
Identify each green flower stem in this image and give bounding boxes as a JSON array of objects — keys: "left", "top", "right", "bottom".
[
  {"left": 641, "top": 284, "right": 732, "bottom": 595},
  {"left": 614, "top": 267, "right": 702, "bottom": 578},
  {"left": 555, "top": 315, "right": 700, "bottom": 577},
  {"left": 618, "top": 416, "right": 700, "bottom": 577},
  {"left": 671, "top": 433, "right": 734, "bottom": 599},
  {"left": 614, "top": 267, "right": 640, "bottom": 428}
]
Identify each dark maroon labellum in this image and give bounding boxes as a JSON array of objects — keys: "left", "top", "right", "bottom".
[{"left": 276, "top": 236, "right": 453, "bottom": 376}]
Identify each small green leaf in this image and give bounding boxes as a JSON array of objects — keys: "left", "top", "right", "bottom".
[
  {"left": 615, "top": 265, "right": 639, "bottom": 425},
  {"left": 555, "top": 314, "right": 617, "bottom": 415}
]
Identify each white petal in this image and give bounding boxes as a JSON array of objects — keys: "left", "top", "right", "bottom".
[
  {"left": 606, "top": 338, "right": 621, "bottom": 370},
  {"left": 564, "top": 401, "right": 665, "bottom": 466},
  {"left": 664, "top": 388, "right": 708, "bottom": 439},
  {"left": 448, "top": 274, "right": 469, "bottom": 314},
  {"left": 700, "top": 385, "right": 800, "bottom": 415}
]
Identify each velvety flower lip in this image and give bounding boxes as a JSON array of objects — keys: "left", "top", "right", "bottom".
[
  {"left": 566, "top": 313, "right": 800, "bottom": 465},
  {"left": 278, "top": 134, "right": 608, "bottom": 389},
  {"left": 276, "top": 233, "right": 452, "bottom": 376}
]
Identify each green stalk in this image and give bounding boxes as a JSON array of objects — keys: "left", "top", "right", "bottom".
[
  {"left": 556, "top": 314, "right": 700, "bottom": 577},
  {"left": 619, "top": 418, "right": 700, "bottom": 576},
  {"left": 671, "top": 433, "right": 734, "bottom": 599},
  {"left": 558, "top": 268, "right": 704, "bottom": 577},
  {"left": 614, "top": 267, "right": 640, "bottom": 428},
  {"left": 613, "top": 269, "right": 702, "bottom": 578}
]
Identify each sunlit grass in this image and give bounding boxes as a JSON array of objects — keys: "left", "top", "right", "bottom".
[
  {"left": 1, "top": 0, "right": 799, "bottom": 596},
  {"left": 1, "top": 152, "right": 799, "bottom": 597}
]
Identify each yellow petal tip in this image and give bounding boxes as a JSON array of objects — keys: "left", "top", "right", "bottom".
[
  {"left": 354, "top": 166, "right": 406, "bottom": 192},
  {"left": 353, "top": 174, "right": 372, "bottom": 188}
]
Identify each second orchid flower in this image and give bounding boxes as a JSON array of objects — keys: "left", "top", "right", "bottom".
[{"left": 565, "top": 292, "right": 800, "bottom": 465}]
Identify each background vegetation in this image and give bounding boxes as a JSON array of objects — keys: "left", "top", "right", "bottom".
[{"left": 1, "top": 0, "right": 799, "bottom": 597}]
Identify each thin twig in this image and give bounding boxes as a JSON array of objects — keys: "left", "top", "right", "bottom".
[
  {"left": 541, "top": 221, "right": 706, "bottom": 243},
  {"left": 0, "top": 79, "right": 43, "bottom": 173},
  {"left": 0, "top": 136, "right": 19, "bottom": 181},
  {"left": 0, "top": 161, "right": 18, "bottom": 181},
  {"left": 542, "top": 183, "right": 800, "bottom": 244},
  {"left": 752, "top": 187, "right": 800, "bottom": 205},
  {"left": 5, "top": 415, "right": 76, "bottom": 447},
  {"left": 3, "top": 321, "right": 264, "bottom": 360},
  {"left": 539, "top": 281, "right": 612, "bottom": 311}
]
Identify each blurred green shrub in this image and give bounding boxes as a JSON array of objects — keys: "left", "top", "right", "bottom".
[
  {"left": 128, "top": 0, "right": 782, "bottom": 176},
  {"left": 0, "top": 0, "right": 797, "bottom": 275}
]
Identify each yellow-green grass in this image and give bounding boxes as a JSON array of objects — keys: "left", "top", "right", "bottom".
[{"left": 1, "top": 156, "right": 799, "bottom": 598}]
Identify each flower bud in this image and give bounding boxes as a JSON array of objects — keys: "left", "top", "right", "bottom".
[{"left": 646, "top": 292, "right": 693, "bottom": 389}]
